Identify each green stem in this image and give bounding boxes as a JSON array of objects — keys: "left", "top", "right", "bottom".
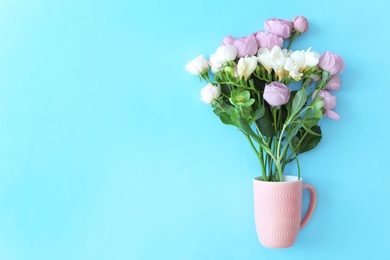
[
  {"left": 272, "top": 108, "right": 278, "bottom": 133},
  {"left": 282, "top": 131, "right": 308, "bottom": 172},
  {"left": 287, "top": 31, "right": 301, "bottom": 50},
  {"left": 245, "top": 134, "right": 266, "bottom": 180},
  {"left": 267, "top": 138, "right": 273, "bottom": 180},
  {"left": 255, "top": 124, "right": 268, "bottom": 148},
  {"left": 295, "top": 155, "right": 301, "bottom": 180},
  {"left": 275, "top": 160, "right": 283, "bottom": 182},
  {"left": 276, "top": 123, "right": 288, "bottom": 159}
]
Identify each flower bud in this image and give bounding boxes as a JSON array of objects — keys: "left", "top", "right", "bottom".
[
  {"left": 224, "top": 66, "right": 235, "bottom": 80},
  {"left": 326, "top": 75, "right": 341, "bottom": 91},
  {"left": 312, "top": 90, "right": 340, "bottom": 120},
  {"left": 292, "top": 16, "right": 309, "bottom": 33},
  {"left": 318, "top": 51, "right": 345, "bottom": 75}
]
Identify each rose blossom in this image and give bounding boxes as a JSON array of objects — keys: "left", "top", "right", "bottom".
[
  {"left": 313, "top": 90, "right": 340, "bottom": 120},
  {"left": 326, "top": 75, "right": 341, "bottom": 91},
  {"left": 222, "top": 36, "right": 236, "bottom": 46},
  {"left": 263, "top": 82, "right": 291, "bottom": 106},
  {"left": 264, "top": 18, "right": 293, "bottom": 39},
  {"left": 209, "top": 45, "right": 237, "bottom": 73},
  {"left": 200, "top": 83, "right": 221, "bottom": 104},
  {"left": 233, "top": 35, "right": 258, "bottom": 58},
  {"left": 185, "top": 55, "right": 209, "bottom": 75},
  {"left": 318, "top": 51, "right": 345, "bottom": 75},
  {"left": 253, "top": 31, "right": 283, "bottom": 49},
  {"left": 292, "top": 16, "right": 309, "bottom": 33}
]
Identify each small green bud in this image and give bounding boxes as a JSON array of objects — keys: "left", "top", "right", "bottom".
[{"left": 224, "top": 66, "right": 235, "bottom": 79}]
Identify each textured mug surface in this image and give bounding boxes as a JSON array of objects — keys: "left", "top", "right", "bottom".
[{"left": 253, "top": 175, "right": 316, "bottom": 248}]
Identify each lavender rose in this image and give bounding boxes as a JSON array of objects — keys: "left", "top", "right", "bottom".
[
  {"left": 263, "top": 82, "right": 291, "bottom": 106},
  {"left": 264, "top": 18, "right": 293, "bottom": 39},
  {"left": 200, "top": 83, "right": 221, "bottom": 104},
  {"left": 253, "top": 31, "right": 283, "bottom": 49},
  {"left": 326, "top": 75, "right": 341, "bottom": 91},
  {"left": 318, "top": 51, "right": 345, "bottom": 75},
  {"left": 233, "top": 35, "right": 258, "bottom": 58},
  {"left": 292, "top": 16, "right": 309, "bottom": 33}
]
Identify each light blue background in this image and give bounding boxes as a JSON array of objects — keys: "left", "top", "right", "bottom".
[{"left": 0, "top": 0, "right": 389, "bottom": 259}]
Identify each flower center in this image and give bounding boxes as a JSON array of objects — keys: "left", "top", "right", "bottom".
[{"left": 237, "top": 95, "right": 245, "bottom": 103}]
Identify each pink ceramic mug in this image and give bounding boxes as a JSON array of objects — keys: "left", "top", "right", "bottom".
[{"left": 253, "top": 175, "right": 316, "bottom": 248}]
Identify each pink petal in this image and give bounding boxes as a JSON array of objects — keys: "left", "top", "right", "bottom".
[{"left": 324, "top": 109, "right": 340, "bottom": 120}]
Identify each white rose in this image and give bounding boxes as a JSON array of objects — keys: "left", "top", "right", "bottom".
[
  {"left": 209, "top": 54, "right": 223, "bottom": 73},
  {"left": 185, "top": 55, "right": 209, "bottom": 75},
  {"left": 237, "top": 56, "right": 257, "bottom": 80},
  {"left": 200, "top": 83, "right": 221, "bottom": 104},
  {"left": 215, "top": 45, "right": 237, "bottom": 63},
  {"left": 209, "top": 45, "right": 237, "bottom": 73}
]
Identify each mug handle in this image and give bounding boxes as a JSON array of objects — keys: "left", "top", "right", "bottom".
[{"left": 300, "top": 184, "right": 317, "bottom": 230}]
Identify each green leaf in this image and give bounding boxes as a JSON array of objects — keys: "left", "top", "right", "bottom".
[
  {"left": 242, "top": 98, "right": 255, "bottom": 107},
  {"left": 240, "top": 105, "right": 252, "bottom": 121},
  {"left": 218, "top": 112, "right": 235, "bottom": 126},
  {"left": 242, "top": 91, "right": 250, "bottom": 100},
  {"left": 299, "top": 125, "right": 322, "bottom": 153},
  {"left": 230, "top": 109, "right": 241, "bottom": 129},
  {"left": 255, "top": 107, "right": 276, "bottom": 137},
  {"left": 220, "top": 103, "right": 235, "bottom": 115},
  {"left": 291, "top": 136, "right": 301, "bottom": 154},
  {"left": 304, "top": 117, "right": 320, "bottom": 128},
  {"left": 285, "top": 90, "right": 295, "bottom": 116},
  {"left": 291, "top": 88, "right": 307, "bottom": 116},
  {"left": 314, "top": 109, "right": 323, "bottom": 119},
  {"left": 238, "top": 117, "right": 260, "bottom": 142},
  {"left": 250, "top": 106, "right": 265, "bottom": 124},
  {"left": 302, "top": 124, "right": 322, "bottom": 137},
  {"left": 213, "top": 106, "right": 234, "bottom": 126},
  {"left": 220, "top": 84, "right": 231, "bottom": 97}
]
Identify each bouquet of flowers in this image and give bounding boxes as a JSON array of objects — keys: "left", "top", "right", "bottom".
[{"left": 185, "top": 16, "right": 344, "bottom": 182}]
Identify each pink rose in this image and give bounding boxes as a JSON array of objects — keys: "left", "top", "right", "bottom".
[
  {"left": 292, "top": 16, "right": 309, "bottom": 33},
  {"left": 326, "top": 75, "right": 341, "bottom": 91},
  {"left": 314, "top": 90, "right": 340, "bottom": 120},
  {"left": 222, "top": 36, "right": 236, "bottom": 46},
  {"left": 264, "top": 18, "right": 293, "bottom": 39},
  {"left": 318, "top": 51, "right": 345, "bottom": 75},
  {"left": 233, "top": 35, "right": 258, "bottom": 58},
  {"left": 263, "top": 82, "right": 291, "bottom": 106},
  {"left": 253, "top": 31, "right": 283, "bottom": 49}
]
